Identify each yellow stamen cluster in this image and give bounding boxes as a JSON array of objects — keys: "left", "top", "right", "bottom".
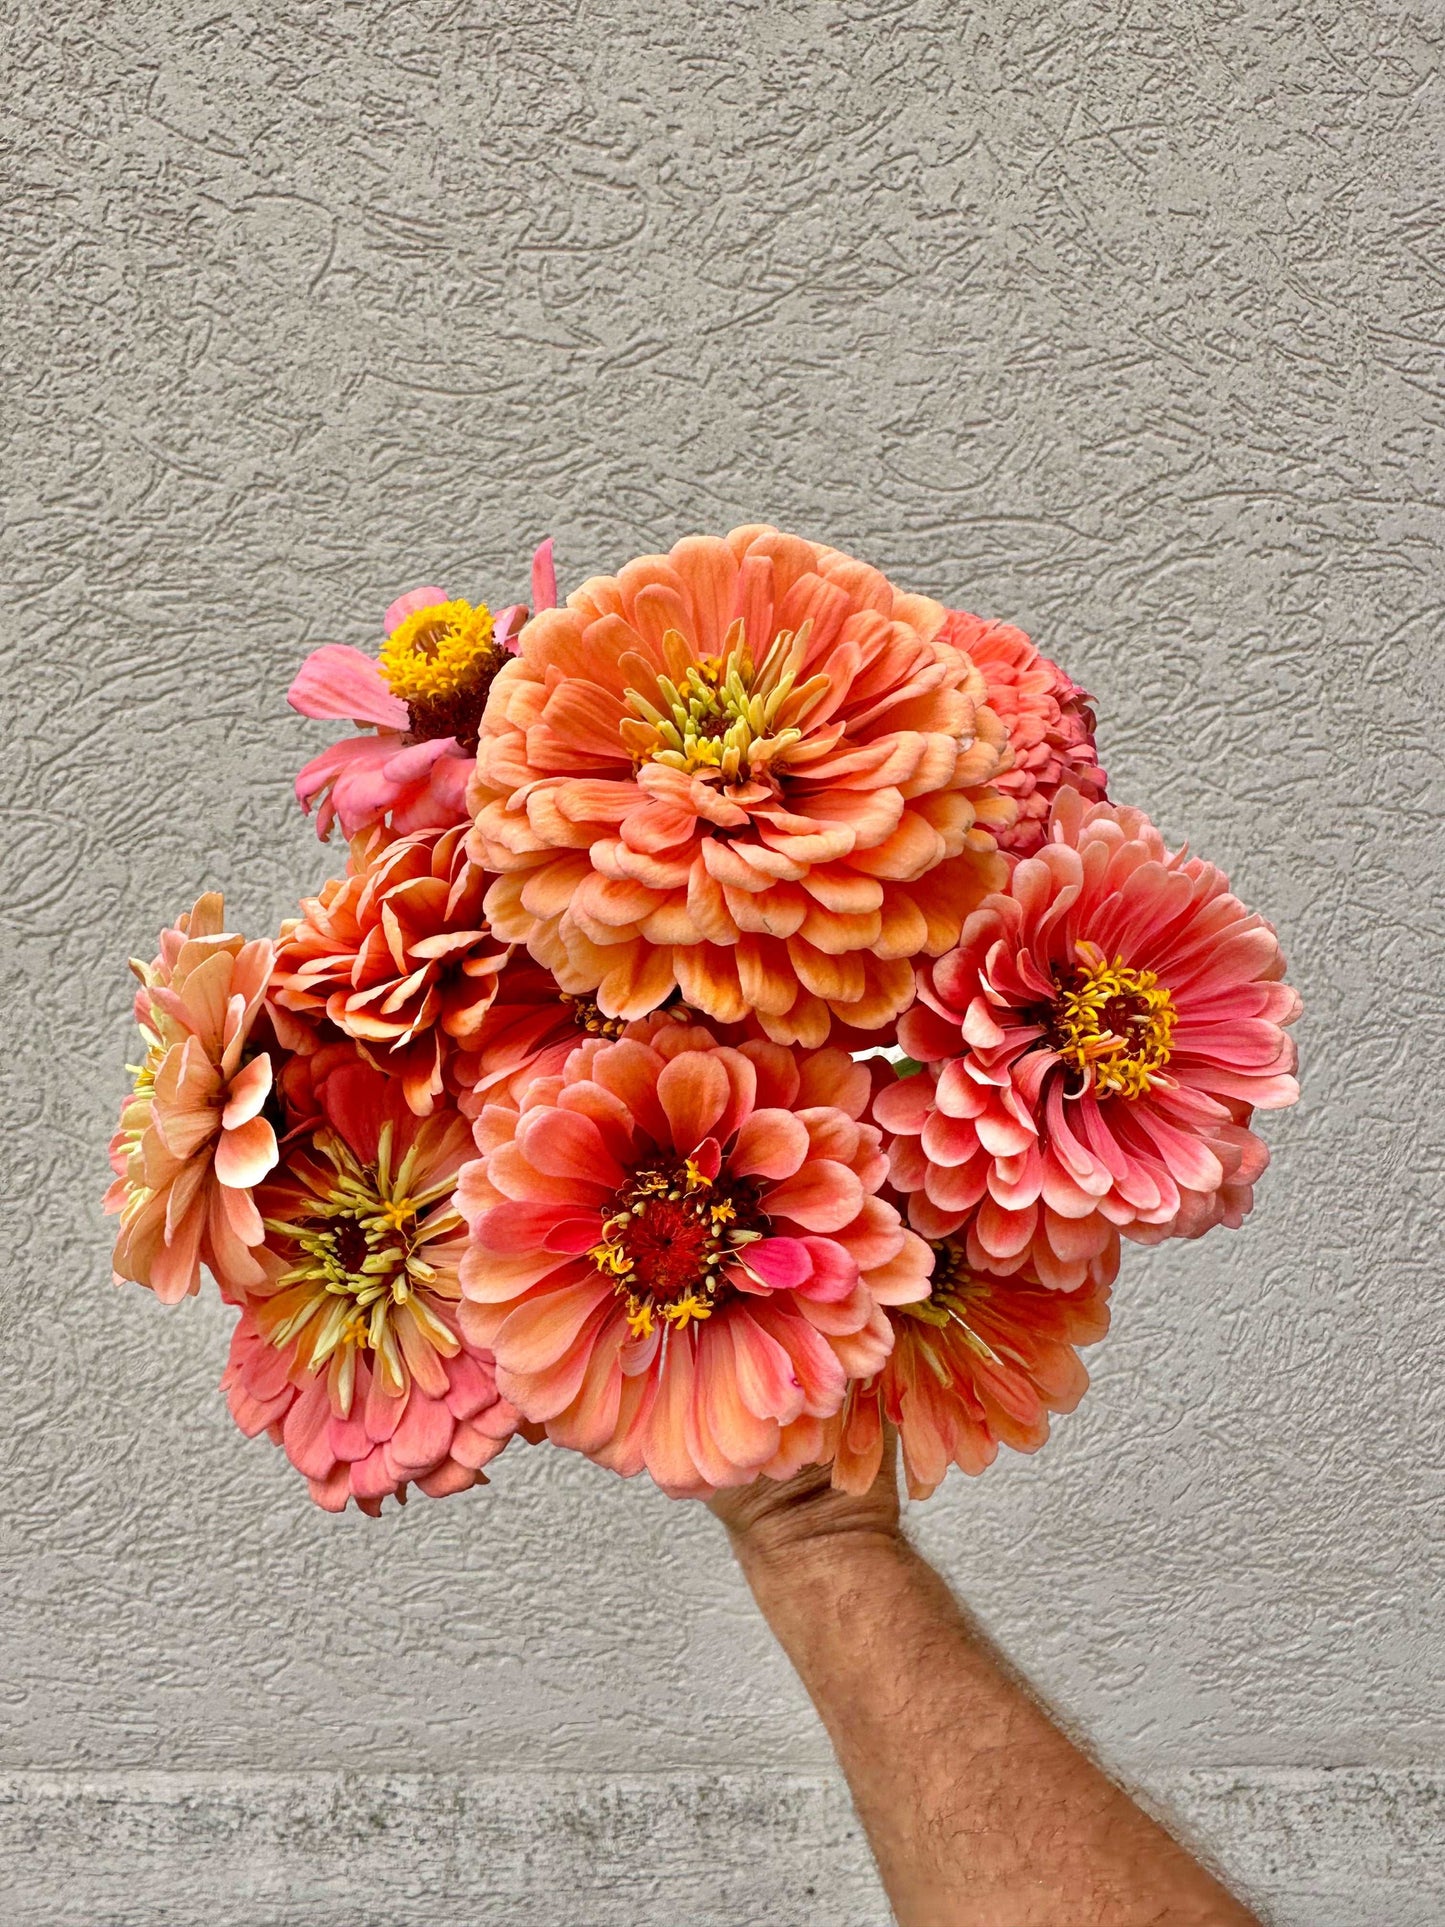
[
  {"left": 588, "top": 1156, "right": 763, "bottom": 1340},
  {"left": 263, "top": 1121, "right": 460, "bottom": 1402},
  {"left": 559, "top": 991, "right": 628, "bottom": 1039},
  {"left": 1051, "top": 952, "right": 1176, "bottom": 1100},
  {"left": 378, "top": 598, "right": 501, "bottom": 707},
  {"left": 899, "top": 1245, "right": 1006, "bottom": 1375},
  {"left": 619, "top": 618, "right": 828, "bottom": 783}
]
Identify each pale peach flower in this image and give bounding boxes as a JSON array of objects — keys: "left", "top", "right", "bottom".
[
  {"left": 222, "top": 1050, "right": 519, "bottom": 1514},
  {"left": 469, "top": 527, "right": 1013, "bottom": 1046},
  {"left": 876, "top": 791, "right": 1301, "bottom": 1288},
  {"left": 105, "top": 894, "right": 279, "bottom": 1302},
  {"left": 939, "top": 609, "right": 1106, "bottom": 858},
  {"left": 458, "top": 1014, "right": 932, "bottom": 1495},
  {"left": 269, "top": 824, "right": 508, "bottom": 1118}
]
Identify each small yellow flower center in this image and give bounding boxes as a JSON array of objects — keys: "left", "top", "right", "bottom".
[
  {"left": 378, "top": 598, "right": 506, "bottom": 749},
  {"left": 898, "top": 1245, "right": 1007, "bottom": 1373},
  {"left": 619, "top": 619, "right": 824, "bottom": 784},
  {"left": 1050, "top": 953, "right": 1176, "bottom": 1100},
  {"left": 261, "top": 1121, "right": 460, "bottom": 1399},
  {"left": 588, "top": 1157, "right": 764, "bottom": 1339},
  {"left": 559, "top": 991, "right": 627, "bottom": 1039}
]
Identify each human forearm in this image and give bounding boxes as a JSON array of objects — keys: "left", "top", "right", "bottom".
[{"left": 720, "top": 1485, "right": 1260, "bottom": 1927}]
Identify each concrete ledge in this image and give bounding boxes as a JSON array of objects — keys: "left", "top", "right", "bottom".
[{"left": 2, "top": 1767, "right": 1440, "bottom": 1926}]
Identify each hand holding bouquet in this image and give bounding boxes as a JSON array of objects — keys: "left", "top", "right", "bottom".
[{"left": 106, "top": 528, "right": 1299, "bottom": 1512}]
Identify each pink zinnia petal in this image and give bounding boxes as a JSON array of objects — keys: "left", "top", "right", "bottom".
[
  {"left": 289, "top": 644, "right": 409, "bottom": 728},
  {"left": 874, "top": 793, "right": 1299, "bottom": 1287},
  {"left": 384, "top": 585, "right": 449, "bottom": 635}
]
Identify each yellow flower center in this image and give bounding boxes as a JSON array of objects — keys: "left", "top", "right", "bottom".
[
  {"left": 559, "top": 991, "right": 628, "bottom": 1039},
  {"left": 898, "top": 1245, "right": 1007, "bottom": 1373},
  {"left": 1050, "top": 952, "right": 1176, "bottom": 1100},
  {"left": 261, "top": 1121, "right": 460, "bottom": 1400},
  {"left": 378, "top": 598, "right": 506, "bottom": 749},
  {"left": 619, "top": 619, "right": 826, "bottom": 784},
  {"left": 379, "top": 599, "right": 497, "bottom": 704},
  {"left": 588, "top": 1157, "right": 764, "bottom": 1339}
]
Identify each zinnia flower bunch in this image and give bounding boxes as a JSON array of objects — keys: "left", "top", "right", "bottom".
[{"left": 106, "top": 527, "right": 1299, "bottom": 1509}]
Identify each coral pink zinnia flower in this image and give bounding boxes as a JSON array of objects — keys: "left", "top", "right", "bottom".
[
  {"left": 105, "top": 894, "right": 279, "bottom": 1303},
  {"left": 938, "top": 609, "right": 1107, "bottom": 859},
  {"left": 289, "top": 582, "right": 532, "bottom": 839},
  {"left": 830, "top": 1233, "right": 1113, "bottom": 1500},
  {"left": 457, "top": 1014, "right": 933, "bottom": 1495},
  {"left": 222, "top": 1051, "right": 519, "bottom": 1514},
  {"left": 875, "top": 790, "right": 1301, "bottom": 1288},
  {"left": 468, "top": 526, "right": 1014, "bottom": 1047},
  {"left": 269, "top": 824, "right": 509, "bottom": 1118}
]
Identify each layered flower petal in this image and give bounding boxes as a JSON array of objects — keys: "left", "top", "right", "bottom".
[
  {"left": 938, "top": 609, "right": 1107, "bottom": 858},
  {"left": 106, "top": 895, "right": 280, "bottom": 1302},
  {"left": 881, "top": 791, "right": 1301, "bottom": 1286},
  {"left": 457, "top": 1012, "right": 931, "bottom": 1495},
  {"left": 468, "top": 527, "right": 1014, "bottom": 1045},
  {"left": 829, "top": 1231, "right": 1113, "bottom": 1499},
  {"left": 220, "top": 1048, "right": 520, "bottom": 1514},
  {"left": 270, "top": 824, "right": 509, "bottom": 1117}
]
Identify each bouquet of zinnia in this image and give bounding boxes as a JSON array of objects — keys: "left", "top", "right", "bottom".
[{"left": 105, "top": 528, "right": 1300, "bottom": 1512}]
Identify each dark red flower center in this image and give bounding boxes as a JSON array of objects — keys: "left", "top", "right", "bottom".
[
  {"left": 406, "top": 670, "right": 502, "bottom": 754},
  {"left": 589, "top": 1158, "right": 766, "bottom": 1338}
]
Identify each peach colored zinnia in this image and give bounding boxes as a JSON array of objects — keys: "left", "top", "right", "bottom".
[
  {"left": 831, "top": 1233, "right": 1113, "bottom": 1499},
  {"left": 458, "top": 1015, "right": 933, "bottom": 1495},
  {"left": 222, "top": 1051, "right": 519, "bottom": 1513},
  {"left": 468, "top": 526, "right": 1013, "bottom": 1047},
  {"left": 269, "top": 824, "right": 508, "bottom": 1118},
  {"left": 876, "top": 790, "right": 1302, "bottom": 1288},
  {"left": 939, "top": 608, "right": 1107, "bottom": 858},
  {"left": 106, "top": 894, "right": 279, "bottom": 1303}
]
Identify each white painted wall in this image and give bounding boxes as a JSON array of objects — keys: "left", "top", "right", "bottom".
[{"left": 4, "top": 1, "right": 1441, "bottom": 1920}]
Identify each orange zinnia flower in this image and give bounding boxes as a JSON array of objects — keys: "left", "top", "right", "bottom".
[
  {"left": 222, "top": 1050, "right": 519, "bottom": 1513},
  {"left": 938, "top": 609, "right": 1107, "bottom": 858},
  {"left": 269, "top": 824, "right": 509, "bottom": 1118},
  {"left": 830, "top": 1233, "right": 1113, "bottom": 1499},
  {"left": 878, "top": 791, "right": 1302, "bottom": 1287},
  {"left": 105, "top": 894, "right": 279, "bottom": 1303},
  {"left": 468, "top": 526, "right": 1013, "bottom": 1046}
]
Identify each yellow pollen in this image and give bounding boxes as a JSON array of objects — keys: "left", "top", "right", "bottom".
[
  {"left": 619, "top": 619, "right": 822, "bottom": 784},
  {"left": 625, "top": 1301, "right": 656, "bottom": 1340},
  {"left": 898, "top": 1247, "right": 1007, "bottom": 1371},
  {"left": 589, "top": 1158, "right": 764, "bottom": 1339},
  {"left": 378, "top": 1197, "right": 417, "bottom": 1233},
  {"left": 559, "top": 991, "right": 627, "bottom": 1039},
  {"left": 1051, "top": 951, "right": 1176, "bottom": 1100},
  {"left": 665, "top": 1291, "right": 714, "bottom": 1328},
  {"left": 378, "top": 598, "right": 500, "bottom": 706}
]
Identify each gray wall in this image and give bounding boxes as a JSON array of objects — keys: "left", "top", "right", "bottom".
[{"left": 3, "top": 2, "right": 1442, "bottom": 1922}]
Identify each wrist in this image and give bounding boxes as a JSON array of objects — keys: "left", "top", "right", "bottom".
[{"left": 730, "top": 1512, "right": 912, "bottom": 1602}]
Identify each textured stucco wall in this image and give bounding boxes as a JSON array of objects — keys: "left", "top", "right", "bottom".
[{"left": 3, "top": 1, "right": 1442, "bottom": 1921}]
